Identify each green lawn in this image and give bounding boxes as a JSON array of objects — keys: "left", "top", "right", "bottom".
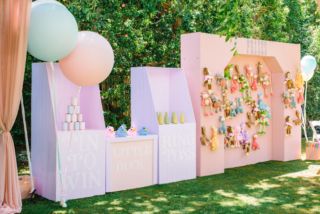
[{"left": 22, "top": 159, "right": 320, "bottom": 214}]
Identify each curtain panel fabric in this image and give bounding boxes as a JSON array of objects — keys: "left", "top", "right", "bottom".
[{"left": 0, "top": 0, "right": 31, "bottom": 213}]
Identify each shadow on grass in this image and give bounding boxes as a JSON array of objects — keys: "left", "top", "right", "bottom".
[{"left": 22, "top": 160, "right": 320, "bottom": 214}]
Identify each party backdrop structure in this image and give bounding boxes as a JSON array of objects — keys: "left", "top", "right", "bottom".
[
  {"left": 131, "top": 67, "right": 196, "bottom": 184},
  {"left": 31, "top": 63, "right": 106, "bottom": 201},
  {"left": 181, "top": 33, "right": 302, "bottom": 176}
]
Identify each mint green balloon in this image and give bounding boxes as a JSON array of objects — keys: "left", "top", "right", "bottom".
[{"left": 28, "top": 0, "right": 78, "bottom": 62}]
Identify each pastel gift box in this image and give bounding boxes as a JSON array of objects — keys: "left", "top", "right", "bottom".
[{"left": 106, "top": 135, "right": 158, "bottom": 192}]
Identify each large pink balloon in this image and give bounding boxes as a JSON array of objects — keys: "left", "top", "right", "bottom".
[{"left": 60, "top": 31, "right": 114, "bottom": 86}]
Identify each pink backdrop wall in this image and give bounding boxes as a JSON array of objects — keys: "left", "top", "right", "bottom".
[{"left": 181, "top": 33, "right": 302, "bottom": 176}]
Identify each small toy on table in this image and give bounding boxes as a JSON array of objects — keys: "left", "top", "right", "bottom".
[
  {"left": 106, "top": 126, "right": 115, "bottom": 137},
  {"left": 157, "top": 112, "right": 164, "bottom": 125},
  {"left": 127, "top": 127, "right": 137, "bottom": 136},
  {"left": 180, "top": 113, "right": 185, "bottom": 124},
  {"left": 138, "top": 127, "right": 149, "bottom": 136},
  {"left": 116, "top": 124, "right": 128, "bottom": 137},
  {"left": 164, "top": 112, "right": 170, "bottom": 124},
  {"left": 171, "top": 112, "right": 178, "bottom": 124}
]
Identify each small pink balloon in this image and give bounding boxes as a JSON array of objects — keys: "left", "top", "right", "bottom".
[{"left": 60, "top": 31, "right": 114, "bottom": 86}]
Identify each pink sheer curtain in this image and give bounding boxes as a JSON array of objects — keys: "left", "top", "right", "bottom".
[{"left": 0, "top": 0, "right": 31, "bottom": 213}]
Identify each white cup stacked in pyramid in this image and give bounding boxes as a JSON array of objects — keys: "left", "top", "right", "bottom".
[{"left": 62, "top": 97, "right": 86, "bottom": 131}]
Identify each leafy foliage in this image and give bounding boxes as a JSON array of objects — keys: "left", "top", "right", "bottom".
[{"left": 13, "top": 0, "right": 320, "bottom": 145}]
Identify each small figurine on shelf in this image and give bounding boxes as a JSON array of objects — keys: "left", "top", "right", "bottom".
[
  {"left": 235, "top": 97, "right": 244, "bottom": 114},
  {"left": 230, "top": 101, "right": 237, "bottom": 118},
  {"left": 238, "top": 123, "right": 250, "bottom": 155},
  {"left": 244, "top": 143, "right": 251, "bottom": 156},
  {"left": 224, "top": 64, "right": 233, "bottom": 81},
  {"left": 164, "top": 112, "right": 170, "bottom": 124},
  {"left": 296, "top": 89, "right": 304, "bottom": 105},
  {"left": 200, "top": 126, "right": 208, "bottom": 146},
  {"left": 284, "top": 71, "right": 295, "bottom": 90},
  {"left": 201, "top": 92, "right": 213, "bottom": 116},
  {"left": 239, "top": 73, "right": 251, "bottom": 103},
  {"left": 257, "top": 62, "right": 272, "bottom": 97},
  {"left": 106, "top": 126, "right": 115, "bottom": 138},
  {"left": 290, "top": 95, "right": 297, "bottom": 109},
  {"left": 157, "top": 112, "right": 164, "bottom": 125},
  {"left": 218, "top": 116, "right": 226, "bottom": 135},
  {"left": 171, "top": 112, "right": 178, "bottom": 124},
  {"left": 257, "top": 115, "right": 269, "bottom": 135},
  {"left": 203, "top": 67, "right": 214, "bottom": 90},
  {"left": 180, "top": 112, "right": 185, "bottom": 124},
  {"left": 246, "top": 112, "right": 255, "bottom": 128},
  {"left": 116, "top": 124, "right": 128, "bottom": 137},
  {"left": 127, "top": 127, "right": 137, "bottom": 136},
  {"left": 234, "top": 126, "right": 241, "bottom": 148},
  {"left": 295, "top": 70, "right": 304, "bottom": 89},
  {"left": 239, "top": 123, "right": 250, "bottom": 146},
  {"left": 224, "top": 101, "right": 232, "bottom": 118},
  {"left": 216, "top": 74, "right": 228, "bottom": 92},
  {"left": 224, "top": 126, "right": 236, "bottom": 148},
  {"left": 138, "top": 127, "right": 149, "bottom": 136},
  {"left": 230, "top": 65, "right": 240, "bottom": 93},
  {"left": 251, "top": 134, "right": 260, "bottom": 151},
  {"left": 245, "top": 65, "right": 258, "bottom": 91},
  {"left": 211, "top": 93, "right": 222, "bottom": 113},
  {"left": 210, "top": 127, "right": 218, "bottom": 151},
  {"left": 258, "top": 92, "right": 271, "bottom": 119},
  {"left": 282, "top": 91, "right": 291, "bottom": 108},
  {"left": 285, "top": 116, "right": 293, "bottom": 135},
  {"left": 293, "top": 110, "right": 302, "bottom": 126}
]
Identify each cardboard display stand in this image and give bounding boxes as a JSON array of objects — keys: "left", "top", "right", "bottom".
[
  {"left": 131, "top": 67, "right": 196, "bottom": 184},
  {"left": 181, "top": 33, "right": 302, "bottom": 176},
  {"left": 105, "top": 135, "right": 158, "bottom": 192},
  {"left": 31, "top": 63, "right": 106, "bottom": 201}
]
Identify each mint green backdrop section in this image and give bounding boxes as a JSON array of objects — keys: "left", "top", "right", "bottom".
[{"left": 27, "top": 2, "right": 78, "bottom": 62}]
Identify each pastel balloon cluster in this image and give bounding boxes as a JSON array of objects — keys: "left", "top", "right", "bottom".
[
  {"left": 301, "top": 55, "right": 317, "bottom": 82},
  {"left": 28, "top": 0, "right": 114, "bottom": 86}
]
